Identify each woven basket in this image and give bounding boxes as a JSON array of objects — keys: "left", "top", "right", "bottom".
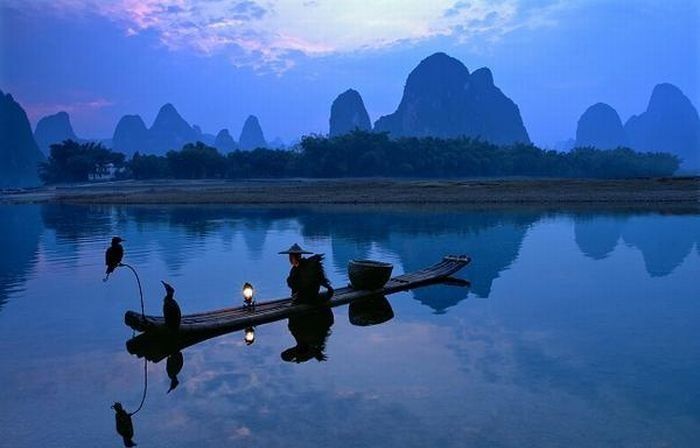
[{"left": 348, "top": 259, "right": 393, "bottom": 290}]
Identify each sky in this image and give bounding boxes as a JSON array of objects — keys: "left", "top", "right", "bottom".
[{"left": 1, "top": 0, "right": 698, "bottom": 147}]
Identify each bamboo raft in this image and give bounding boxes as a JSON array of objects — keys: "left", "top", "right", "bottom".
[{"left": 125, "top": 255, "right": 471, "bottom": 336}]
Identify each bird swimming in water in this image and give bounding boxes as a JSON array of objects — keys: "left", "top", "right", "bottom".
[
  {"left": 104, "top": 237, "right": 125, "bottom": 281},
  {"left": 162, "top": 281, "right": 181, "bottom": 331},
  {"left": 166, "top": 351, "right": 184, "bottom": 393},
  {"left": 111, "top": 402, "right": 137, "bottom": 447}
]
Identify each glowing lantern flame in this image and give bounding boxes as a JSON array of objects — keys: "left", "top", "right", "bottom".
[
  {"left": 242, "top": 282, "right": 255, "bottom": 305},
  {"left": 244, "top": 327, "right": 255, "bottom": 345}
]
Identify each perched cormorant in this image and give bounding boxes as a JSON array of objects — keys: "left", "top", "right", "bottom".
[
  {"left": 104, "top": 237, "right": 125, "bottom": 280},
  {"left": 111, "top": 402, "right": 137, "bottom": 447},
  {"left": 161, "top": 281, "right": 181, "bottom": 331},
  {"left": 166, "top": 351, "right": 184, "bottom": 393}
]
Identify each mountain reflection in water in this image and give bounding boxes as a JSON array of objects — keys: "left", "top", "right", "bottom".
[
  {"left": 0, "top": 204, "right": 699, "bottom": 447},
  {"left": 3, "top": 204, "right": 697, "bottom": 316}
]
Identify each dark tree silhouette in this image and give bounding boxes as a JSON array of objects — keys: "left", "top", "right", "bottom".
[
  {"left": 59, "top": 131, "right": 680, "bottom": 184},
  {"left": 39, "top": 139, "right": 125, "bottom": 183}
]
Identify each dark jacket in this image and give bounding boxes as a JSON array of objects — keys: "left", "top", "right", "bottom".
[{"left": 287, "top": 255, "right": 333, "bottom": 304}]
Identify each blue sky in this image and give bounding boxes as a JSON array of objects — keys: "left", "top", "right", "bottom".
[{"left": 1, "top": 0, "right": 698, "bottom": 146}]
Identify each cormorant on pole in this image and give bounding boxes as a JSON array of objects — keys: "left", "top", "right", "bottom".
[
  {"left": 111, "top": 402, "right": 137, "bottom": 447},
  {"left": 104, "top": 237, "right": 125, "bottom": 281},
  {"left": 161, "top": 281, "right": 181, "bottom": 331}
]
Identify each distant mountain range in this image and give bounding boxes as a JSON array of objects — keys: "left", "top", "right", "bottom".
[
  {"left": 111, "top": 105, "right": 269, "bottom": 155},
  {"left": 2, "top": 51, "right": 699, "bottom": 187},
  {"left": 328, "top": 54, "right": 530, "bottom": 146},
  {"left": 329, "top": 53, "right": 531, "bottom": 145},
  {"left": 575, "top": 83, "right": 700, "bottom": 169},
  {"left": 28, "top": 103, "right": 271, "bottom": 158}
]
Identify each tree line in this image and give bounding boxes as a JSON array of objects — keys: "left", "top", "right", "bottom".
[{"left": 39, "top": 132, "right": 680, "bottom": 184}]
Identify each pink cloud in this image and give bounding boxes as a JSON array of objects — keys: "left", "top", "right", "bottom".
[
  {"left": 6, "top": 0, "right": 566, "bottom": 73},
  {"left": 24, "top": 98, "right": 114, "bottom": 122}
]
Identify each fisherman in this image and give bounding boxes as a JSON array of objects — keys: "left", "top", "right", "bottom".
[{"left": 279, "top": 243, "right": 334, "bottom": 305}]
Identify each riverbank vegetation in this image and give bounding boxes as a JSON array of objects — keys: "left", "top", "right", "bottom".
[{"left": 39, "top": 132, "right": 680, "bottom": 184}]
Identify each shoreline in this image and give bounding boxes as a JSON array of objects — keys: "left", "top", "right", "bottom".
[{"left": 1, "top": 177, "right": 698, "bottom": 211}]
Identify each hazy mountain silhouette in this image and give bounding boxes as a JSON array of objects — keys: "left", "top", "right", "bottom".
[
  {"left": 196, "top": 127, "right": 217, "bottom": 146},
  {"left": 112, "top": 104, "right": 209, "bottom": 155},
  {"left": 239, "top": 115, "right": 267, "bottom": 150},
  {"left": 0, "top": 89, "right": 45, "bottom": 186},
  {"left": 554, "top": 138, "right": 576, "bottom": 152},
  {"left": 575, "top": 103, "right": 627, "bottom": 149},
  {"left": 625, "top": 83, "right": 700, "bottom": 170},
  {"left": 148, "top": 103, "right": 199, "bottom": 154},
  {"left": 374, "top": 52, "right": 530, "bottom": 145},
  {"left": 34, "top": 111, "right": 78, "bottom": 154},
  {"left": 329, "top": 89, "right": 372, "bottom": 137},
  {"left": 112, "top": 114, "right": 149, "bottom": 155},
  {"left": 191, "top": 124, "right": 216, "bottom": 146},
  {"left": 214, "top": 129, "right": 237, "bottom": 152},
  {"left": 268, "top": 137, "right": 287, "bottom": 149}
]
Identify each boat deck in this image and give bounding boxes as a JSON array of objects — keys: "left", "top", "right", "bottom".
[{"left": 125, "top": 255, "right": 471, "bottom": 334}]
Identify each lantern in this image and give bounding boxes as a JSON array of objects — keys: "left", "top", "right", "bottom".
[
  {"left": 242, "top": 282, "right": 255, "bottom": 306},
  {"left": 244, "top": 326, "right": 255, "bottom": 345}
]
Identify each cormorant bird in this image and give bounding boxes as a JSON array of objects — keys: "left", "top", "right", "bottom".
[
  {"left": 166, "top": 351, "right": 184, "bottom": 393},
  {"left": 161, "top": 281, "right": 181, "bottom": 331},
  {"left": 104, "top": 237, "right": 125, "bottom": 280},
  {"left": 111, "top": 402, "right": 137, "bottom": 447}
]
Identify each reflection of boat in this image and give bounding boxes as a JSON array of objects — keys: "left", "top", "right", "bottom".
[{"left": 125, "top": 255, "right": 470, "bottom": 335}]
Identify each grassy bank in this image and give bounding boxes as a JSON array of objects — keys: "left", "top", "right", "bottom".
[{"left": 2, "top": 177, "right": 698, "bottom": 210}]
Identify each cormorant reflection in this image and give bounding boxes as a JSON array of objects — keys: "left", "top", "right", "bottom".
[
  {"left": 111, "top": 402, "right": 137, "bottom": 447},
  {"left": 348, "top": 295, "right": 394, "bottom": 327},
  {"left": 281, "top": 307, "right": 334, "bottom": 363},
  {"left": 166, "top": 351, "right": 184, "bottom": 393}
]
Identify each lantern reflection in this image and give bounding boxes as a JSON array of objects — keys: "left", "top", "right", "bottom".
[{"left": 244, "top": 326, "right": 255, "bottom": 345}]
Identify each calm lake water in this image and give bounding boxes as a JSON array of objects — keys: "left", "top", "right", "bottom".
[{"left": 0, "top": 204, "right": 699, "bottom": 447}]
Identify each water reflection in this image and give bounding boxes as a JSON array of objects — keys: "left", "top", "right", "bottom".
[
  {"left": 281, "top": 307, "right": 334, "bottom": 363},
  {"left": 0, "top": 205, "right": 698, "bottom": 317},
  {"left": 621, "top": 214, "right": 699, "bottom": 276},
  {"left": 574, "top": 215, "right": 625, "bottom": 260},
  {"left": 111, "top": 402, "right": 137, "bottom": 447},
  {"left": 0, "top": 205, "right": 42, "bottom": 311},
  {"left": 166, "top": 351, "right": 184, "bottom": 393},
  {"left": 348, "top": 295, "right": 394, "bottom": 327},
  {"left": 294, "top": 208, "right": 537, "bottom": 311},
  {"left": 1, "top": 204, "right": 699, "bottom": 447},
  {"left": 572, "top": 213, "right": 700, "bottom": 276}
]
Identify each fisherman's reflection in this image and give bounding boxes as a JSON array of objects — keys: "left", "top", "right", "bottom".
[{"left": 281, "top": 307, "right": 334, "bottom": 363}]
